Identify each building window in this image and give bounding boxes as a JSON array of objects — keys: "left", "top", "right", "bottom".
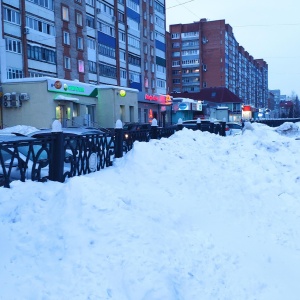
[
  {"left": 99, "top": 63, "right": 117, "bottom": 78},
  {"left": 62, "top": 6, "right": 69, "bottom": 21},
  {"left": 7, "top": 67, "right": 23, "bottom": 79},
  {"left": 3, "top": 8, "right": 21, "bottom": 25},
  {"left": 87, "top": 37, "right": 96, "bottom": 50},
  {"left": 27, "top": 0, "right": 54, "bottom": 10},
  {"left": 78, "top": 60, "right": 84, "bottom": 73},
  {"left": 86, "top": 15, "right": 95, "bottom": 28},
  {"left": 88, "top": 61, "right": 97, "bottom": 73},
  {"left": 27, "top": 44, "right": 56, "bottom": 64},
  {"left": 98, "top": 43, "right": 116, "bottom": 58},
  {"left": 76, "top": 12, "right": 83, "bottom": 26},
  {"left": 118, "top": 12, "right": 125, "bottom": 23},
  {"left": 26, "top": 16, "right": 55, "bottom": 35},
  {"left": 63, "top": 31, "right": 70, "bottom": 45},
  {"left": 86, "top": 0, "right": 95, "bottom": 5},
  {"left": 120, "top": 69, "right": 127, "bottom": 79},
  {"left": 64, "top": 56, "right": 71, "bottom": 69},
  {"left": 75, "top": 0, "right": 82, "bottom": 3},
  {"left": 5, "top": 38, "right": 22, "bottom": 54},
  {"left": 77, "top": 37, "right": 83, "bottom": 50},
  {"left": 171, "top": 33, "right": 180, "bottom": 39}
]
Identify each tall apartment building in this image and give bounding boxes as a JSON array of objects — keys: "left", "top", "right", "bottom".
[
  {"left": 0, "top": 0, "right": 167, "bottom": 100},
  {"left": 167, "top": 19, "right": 269, "bottom": 108}
]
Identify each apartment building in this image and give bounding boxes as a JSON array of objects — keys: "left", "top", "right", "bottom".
[
  {"left": 167, "top": 19, "right": 269, "bottom": 109},
  {"left": 0, "top": 0, "right": 169, "bottom": 127}
]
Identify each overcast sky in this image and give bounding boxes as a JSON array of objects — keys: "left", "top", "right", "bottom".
[{"left": 165, "top": 0, "right": 300, "bottom": 98}]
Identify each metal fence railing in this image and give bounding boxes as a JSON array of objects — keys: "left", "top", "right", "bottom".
[{"left": 1, "top": 119, "right": 226, "bottom": 188}]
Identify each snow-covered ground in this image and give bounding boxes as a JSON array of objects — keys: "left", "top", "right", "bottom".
[{"left": 1, "top": 122, "right": 300, "bottom": 299}]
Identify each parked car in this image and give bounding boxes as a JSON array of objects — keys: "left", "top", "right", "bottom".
[
  {"left": 181, "top": 119, "right": 230, "bottom": 135},
  {"left": 0, "top": 134, "right": 38, "bottom": 186},
  {"left": 123, "top": 122, "right": 152, "bottom": 131},
  {"left": 1, "top": 127, "right": 113, "bottom": 186},
  {"left": 226, "top": 122, "right": 243, "bottom": 135}
]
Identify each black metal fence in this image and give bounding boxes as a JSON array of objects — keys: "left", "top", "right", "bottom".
[{"left": 0, "top": 121, "right": 225, "bottom": 188}]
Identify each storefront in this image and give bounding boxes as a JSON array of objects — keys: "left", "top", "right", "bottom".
[
  {"left": 1, "top": 77, "right": 99, "bottom": 129},
  {"left": 138, "top": 93, "right": 172, "bottom": 126}
]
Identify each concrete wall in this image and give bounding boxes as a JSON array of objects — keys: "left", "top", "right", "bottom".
[{"left": 96, "top": 87, "right": 139, "bottom": 128}]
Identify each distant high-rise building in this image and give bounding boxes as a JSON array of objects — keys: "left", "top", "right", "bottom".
[{"left": 167, "top": 19, "right": 268, "bottom": 108}]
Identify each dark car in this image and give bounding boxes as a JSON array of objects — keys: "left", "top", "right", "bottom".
[{"left": 123, "top": 122, "right": 151, "bottom": 131}]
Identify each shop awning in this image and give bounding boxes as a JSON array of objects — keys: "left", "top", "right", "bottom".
[{"left": 54, "top": 95, "right": 79, "bottom": 102}]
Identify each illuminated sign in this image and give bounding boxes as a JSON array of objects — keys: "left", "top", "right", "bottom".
[
  {"left": 145, "top": 94, "right": 172, "bottom": 105},
  {"left": 47, "top": 79, "right": 97, "bottom": 97}
]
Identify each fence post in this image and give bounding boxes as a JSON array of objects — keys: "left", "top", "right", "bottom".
[
  {"left": 220, "top": 121, "right": 226, "bottom": 136},
  {"left": 114, "top": 119, "right": 123, "bottom": 158},
  {"left": 209, "top": 121, "right": 214, "bottom": 134},
  {"left": 49, "top": 120, "right": 65, "bottom": 183},
  {"left": 177, "top": 118, "right": 183, "bottom": 130},
  {"left": 151, "top": 118, "right": 158, "bottom": 139},
  {"left": 196, "top": 117, "right": 201, "bottom": 131}
]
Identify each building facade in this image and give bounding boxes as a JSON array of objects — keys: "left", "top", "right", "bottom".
[
  {"left": 167, "top": 19, "right": 269, "bottom": 109},
  {"left": 0, "top": 0, "right": 168, "bottom": 128}
]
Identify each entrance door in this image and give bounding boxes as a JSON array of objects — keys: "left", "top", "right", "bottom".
[{"left": 55, "top": 105, "right": 67, "bottom": 127}]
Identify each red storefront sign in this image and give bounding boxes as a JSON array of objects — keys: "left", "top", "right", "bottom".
[{"left": 145, "top": 94, "right": 172, "bottom": 105}]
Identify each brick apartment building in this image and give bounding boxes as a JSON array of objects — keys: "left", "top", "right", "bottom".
[{"left": 167, "top": 18, "right": 268, "bottom": 109}]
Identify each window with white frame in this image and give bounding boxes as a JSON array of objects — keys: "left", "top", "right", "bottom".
[
  {"left": 98, "top": 22, "right": 115, "bottom": 37},
  {"left": 27, "top": 0, "right": 54, "bottom": 10},
  {"left": 88, "top": 60, "right": 97, "bottom": 73},
  {"left": 5, "top": 38, "right": 22, "bottom": 54},
  {"left": 127, "top": 17, "right": 140, "bottom": 31},
  {"left": 182, "top": 59, "right": 200, "bottom": 65},
  {"left": 3, "top": 7, "right": 21, "bottom": 24},
  {"left": 171, "top": 33, "right": 180, "bottom": 39},
  {"left": 155, "top": 15, "right": 164, "bottom": 29},
  {"left": 120, "top": 50, "right": 126, "bottom": 61},
  {"left": 156, "top": 64, "right": 165, "bottom": 73},
  {"left": 120, "top": 69, "right": 127, "bottom": 79},
  {"left": 63, "top": 31, "right": 70, "bottom": 45},
  {"left": 128, "top": 35, "right": 140, "bottom": 48},
  {"left": 172, "top": 60, "right": 180, "bottom": 67},
  {"left": 64, "top": 56, "right": 71, "bottom": 69},
  {"left": 77, "top": 37, "right": 83, "bottom": 50},
  {"left": 151, "top": 63, "right": 155, "bottom": 72},
  {"left": 76, "top": 12, "right": 83, "bottom": 26},
  {"left": 119, "top": 31, "right": 126, "bottom": 43},
  {"left": 157, "top": 79, "right": 166, "bottom": 88},
  {"left": 62, "top": 6, "right": 69, "bottom": 21},
  {"left": 182, "top": 31, "right": 199, "bottom": 38},
  {"left": 129, "top": 71, "right": 140, "bottom": 83},
  {"left": 87, "top": 37, "right": 96, "bottom": 49},
  {"left": 100, "top": 2, "right": 114, "bottom": 16},
  {"left": 26, "top": 16, "right": 55, "bottom": 35},
  {"left": 127, "top": 0, "right": 139, "bottom": 12},
  {"left": 182, "top": 49, "right": 199, "bottom": 56},
  {"left": 86, "top": 0, "right": 95, "bottom": 6},
  {"left": 7, "top": 67, "right": 23, "bottom": 79}
]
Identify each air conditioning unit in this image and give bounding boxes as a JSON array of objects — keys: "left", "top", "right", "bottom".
[
  {"left": 96, "top": 8, "right": 101, "bottom": 14},
  {"left": 20, "top": 92, "right": 30, "bottom": 101},
  {"left": 202, "top": 36, "right": 208, "bottom": 44},
  {"left": 3, "top": 100, "right": 12, "bottom": 108},
  {"left": 10, "top": 99, "right": 21, "bottom": 107},
  {"left": 3, "top": 93, "right": 11, "bottom": 101},
  {"left": 24, "top": 27, "right": 30, "bottom": 35}
]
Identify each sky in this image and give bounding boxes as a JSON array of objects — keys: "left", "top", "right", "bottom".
[
  {"left": 165, "top": 0, "right": 300, "bottom": 98},
  {"left": 1, "top": 122, "right": 300, "bottom": 299}
]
